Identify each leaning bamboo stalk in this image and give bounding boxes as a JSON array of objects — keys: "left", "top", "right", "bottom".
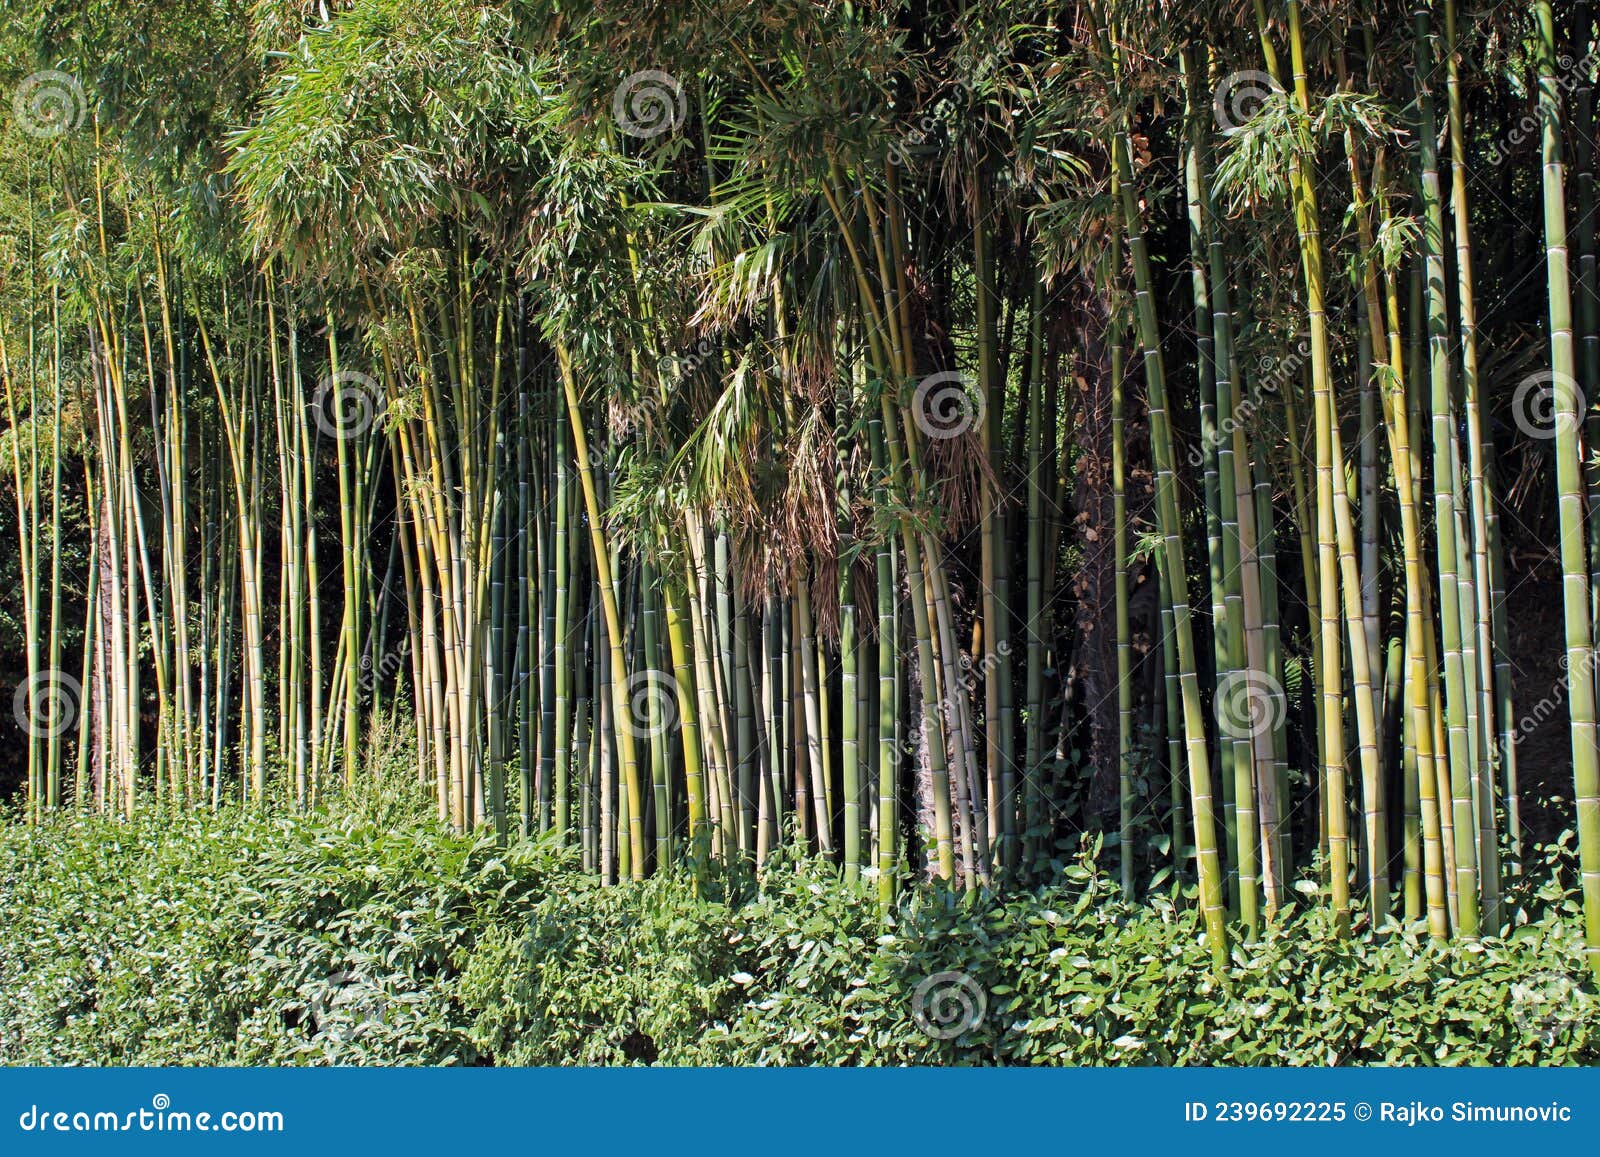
[{"left": 555, "top": 343, "right": 645, "bottom": 878}]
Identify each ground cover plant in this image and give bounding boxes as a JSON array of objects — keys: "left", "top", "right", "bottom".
[{"left": 0, "top": 773, "right": 1592, "bottom": 1066}]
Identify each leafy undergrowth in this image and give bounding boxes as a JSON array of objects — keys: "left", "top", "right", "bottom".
[{"left": 0, "top": 785, "right": 1594, "bottom": 1066}]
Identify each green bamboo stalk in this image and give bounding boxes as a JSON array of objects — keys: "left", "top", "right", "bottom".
[
  {"left": 1445, "top": 0, "right": 1503, "bottom": 929},
  {"left": 1114, "top": 129, "right": 1229, "bottom": 971},
  {"left": 1111, "top": 308, "right": 1133, "bottom": 895},
  {"left": 1535, "top": 0, "right": 1600, "bottom": 976},
  {"left": 1416, "top": 3, "right": 1480, "bottom": 936}
]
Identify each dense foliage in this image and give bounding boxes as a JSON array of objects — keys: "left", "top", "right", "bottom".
[
  {"left": 6, "top": 0, "right": 1600, "bottom": 1026},
  {"left": 1, "top": 776, "right": 1593, "bottom": 1066}
]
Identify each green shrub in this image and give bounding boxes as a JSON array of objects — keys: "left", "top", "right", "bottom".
[
  {"left": 460, "top": 871, "right": 744, "bottom": 1065},
  {"left": 0, "top": 796, "right": 1593, "bottom": 1067},
  {"left": 0, "top": 778, "right": 566, "bottom": 1065},
  {"left": 698, "top": 873, "right": 1597, "bottom": 1066},
  {"left": 0, "top": 807, "right": 249, "bottom": 1064}
]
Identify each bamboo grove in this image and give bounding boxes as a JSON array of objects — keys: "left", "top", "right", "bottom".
[{"left": 2, "top": 0, "right": 1598, "bottom": 975}]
